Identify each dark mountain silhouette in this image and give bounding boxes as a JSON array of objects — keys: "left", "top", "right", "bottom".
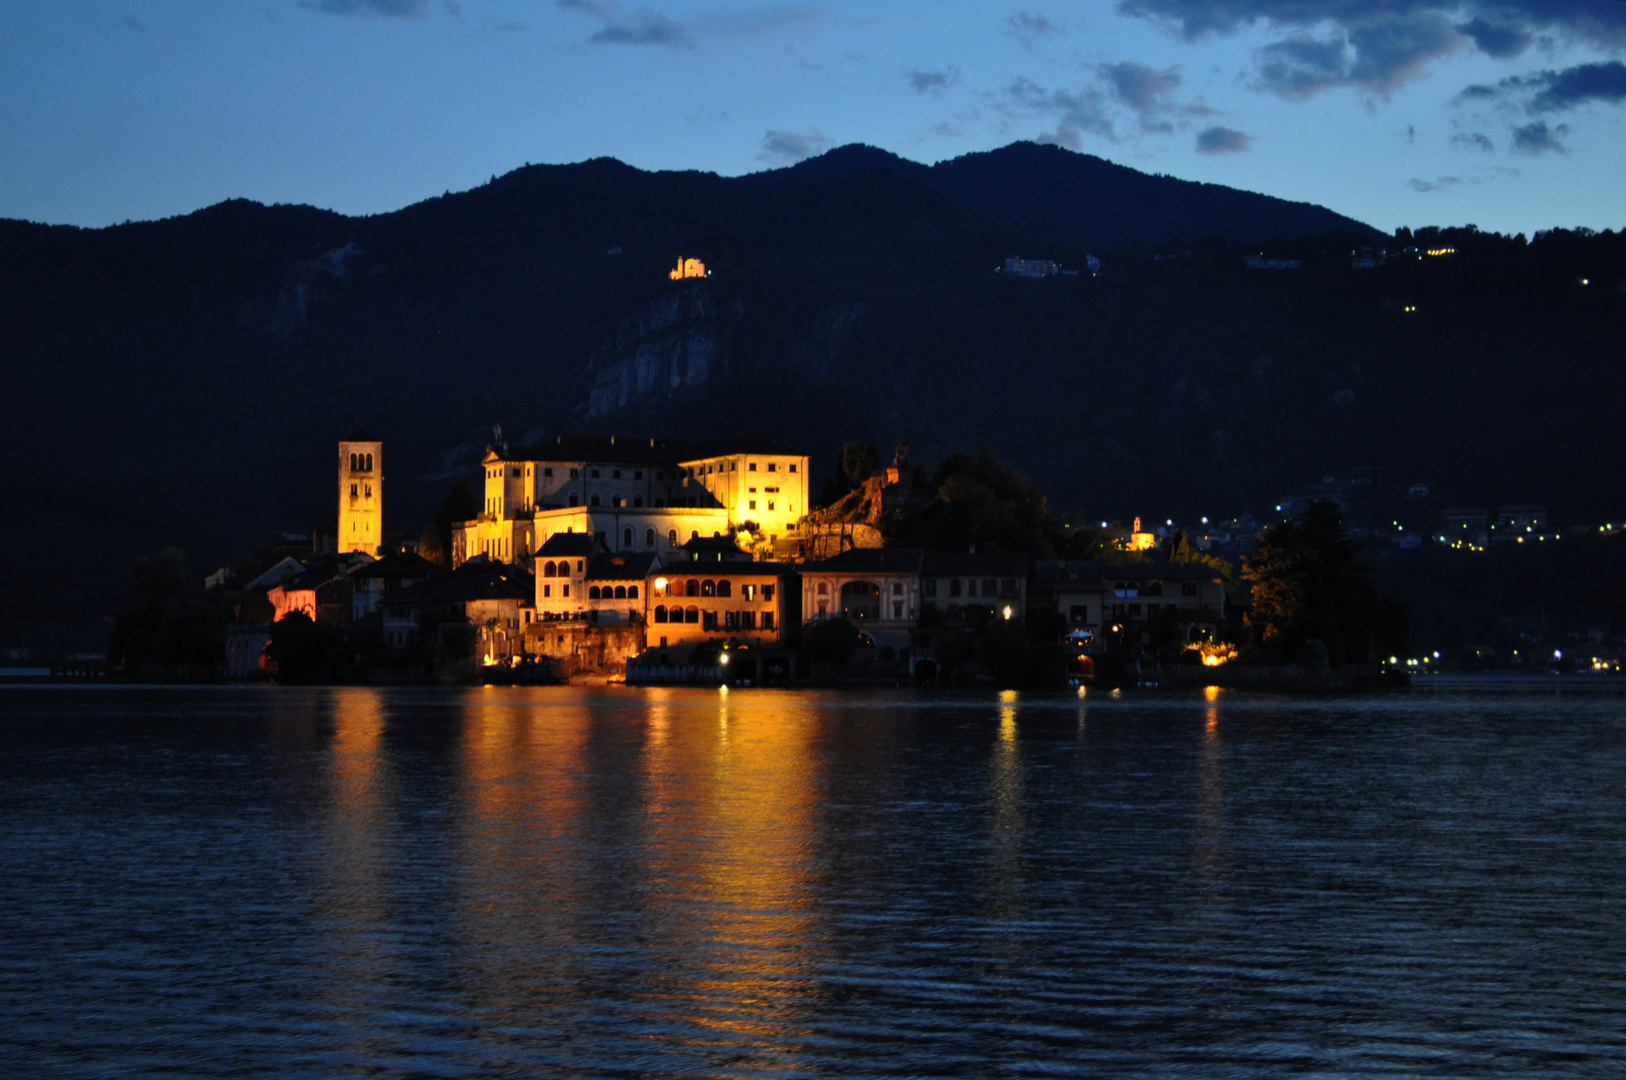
[{"left": 1, "top": 140, "right": 1622, "bottom": 650}]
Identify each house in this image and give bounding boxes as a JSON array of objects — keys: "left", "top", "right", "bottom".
[
  {"left": 1028, "top": 561, "right": 1226, "bottom": 641},
  {"left": 799, "top": 548, "right": 927, "bottom": 652},
  {"left": 647, "top": 559, "right": 798, "bottom": 650},
  {"left": 534, "top": 532, "right": 662, "bottom": 626},
  {"left": 351, "top": 550, "right": 446, "bottom": 621},
  {"left": 379, "top": 557, "right": 534, "bottom": 661},
  {"left": 451, "top": 434, "right": 810, "bottom": 567},
  {"left": 1441, "top": 508, "right": 1489, "bottom": 532},
  {"left": 267, "top": 552, "right": 374, "bottom": 623},
  {"left": 919, "top": 552, "right": 1029, "bottom": 623}
]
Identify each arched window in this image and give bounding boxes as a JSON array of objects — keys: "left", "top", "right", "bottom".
[
  {"left": 612, "top": 495, "right": 622, "bottom": 508},
  {"left": 614, "top": 585, "right": 627, "bottom": 599},
  {"left": 627, "top": 585, "right": 638, "bottom": 599},
  {"left": 590, "top": 494, "right": 601, "bottom": 507},
  {"left": 691, "top": 531, "right": 699, "bottom": 541},
  {"left": 349, "top": 453, "right": 356, "bottom": 471},
  {"left": 817, "top": 582, "right": 829, "bottom": 595},
  {"left": 668, "top": 529, "right": 678, "bottom": 546},
  {"left": 623, "top": 527, "right": 633, "bottom": 547},
  {"left": 646, "top": 529, "right": 656, "bottom": 548},
  {"left": 569, "top": 494, "right": 580, "bottom": 507},
  {"left": 685, "top": 606, "right": 699, "bottom": 624},
  {"left": 654, "top": 605, "right": 668, "bottom": 623},
  {"left": 366, "top": 454, "right": 373, "bottom": 471},
  {"left": 685, "top": 580, "right": 699, "bottom": 597},
  {"left": 717, "top": 580, "right": 732, "bottom": 597},
  {"left": 588, "top": 585, "right": 601, "bottom": 600},
  {"left": 543, "top": 561, "right": 555, "bottom": 577},
  {"left": 701, "top": 580, "right": 716, "bottom": 597}
]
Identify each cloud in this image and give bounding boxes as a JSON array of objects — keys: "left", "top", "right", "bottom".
[
  {"left": 1408, "top": 175, "right": 1461, "bottom": 192},
  {"left": 999, "top": 77, "right": 1115, "bottom": 149},
  {"left": 907, "top": 66, "right": 960, "bottom": 96},
  {"left": 1196, "top": 125, "right": 1251, "bottom": 153},
  {"left": 1116, "top": 1, "right": 1626, "bottom": 100},
  {"left": 1526, "top": 60, "right": 1626, "bottom": 112},
  {"left": 1511, "top": 119, "right": 1569, "bottom": 154},
  {"left": 1252, "top": 13, "right": 1464, "bottom": 99},
  {"left": 1006, "top": 11, "right": 1062, "bottom": 51},
  {"left": 556, "top": 0, "right": 690, "bottom": 46},
  {"left": 758, "top": 128, "right": 833, "bottom": 165},
  {"left": 1101, "top": 61, "right": 1182, "bottom": 129},
  {"left": 1453, "top": 131, "right": 1496, "bottom": 152},
  {"left": 1457, "top": 16, "right": 1531, "bottom": 58},
  {"left": 302, "top": 0, "right": 431, "bottom": 14}
]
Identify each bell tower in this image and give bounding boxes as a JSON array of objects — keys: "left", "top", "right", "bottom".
[{"left": 338, "top": 430, "right": 383, "bottom": 555}]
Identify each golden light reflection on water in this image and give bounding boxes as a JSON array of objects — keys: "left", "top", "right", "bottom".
[
  {"left": 986, "top": 691, "right": 1028, "bottom": 923},
  {"left": 449, "top": 689, "right": 820, "bottom": 1058},
  {"left": 1194, "top": 687, "right": 1231, "bottom": 903}
]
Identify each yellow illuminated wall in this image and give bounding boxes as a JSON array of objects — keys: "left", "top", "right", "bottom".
[{"left": 338, "top": 437, "right": 383, "bottom": 555}]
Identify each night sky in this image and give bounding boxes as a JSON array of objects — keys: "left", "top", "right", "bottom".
[{"left": 4, "top": 0, "right": 1623, "bottom": 233}]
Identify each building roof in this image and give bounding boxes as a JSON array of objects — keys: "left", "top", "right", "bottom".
[
  {"left": 536, "top": 532, "right": 602, "bottom": 558},
  {"left": 662, "top": 562, "right": 794, "bottom": 578},
  {"left": 486, "top": 433, "right": 805, "bottom": 468},
  {"left": 681, "top": 535, "right": 752, "bottom": 561},
  {"left": 921, "top": 552, "right": 1030, "bottom": 577},
  {"left": 802, "top": 548, "right": 926, "bottom": 574},
  {"left": 384, "top": 558, "right": 533, "bottom": 604},
  {"left": 1031, "top": 560, "right": 1225, "bottom": 585},
  {"left": 586, "top": 552, "right": 661, "bottom": 582},
  {"left": 350, "top": 551, "right": 445, "bottom": 580}
]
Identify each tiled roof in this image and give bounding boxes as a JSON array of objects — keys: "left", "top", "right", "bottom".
[
  {"left": 587, "top": 552, "right": 661, "bottom": 582},
  {"left": 802, "top": 548, "right": 925, "bottom": 574},
  {"left": 537, "top": 532, "right": 601, "bottom": 557}
]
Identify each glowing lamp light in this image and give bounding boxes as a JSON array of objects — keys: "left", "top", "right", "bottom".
[
  {"left": 719, "top": 653, "right": 730, "bottom": 665},
  {"left": 654, "top": 577, "right": 668, "bottom": 592},
  {"left": 1002, "top": 606, "right": 1014, "bottom": 620}
]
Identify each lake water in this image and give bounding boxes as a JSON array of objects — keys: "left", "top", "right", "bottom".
[{"left": 4, "top": 680, "right": 1626, "bottom": 1077}]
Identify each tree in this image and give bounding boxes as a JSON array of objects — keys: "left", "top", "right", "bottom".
[
  {"left": 884, "top": 446, "right": 1058, "bottom": 556},
  {"left": 267, "top": 611, "right": 330, "bottom": 683},
  {"left": 420, "top": 480, "right": 480, "bottom": 566},
  {"left": 1244, "top": 500, "right": 1406, "bottom": 665},
  {"left": 841, "top": 442, "right": 880, "bottom": 485},
  {"left": 108, "top": 548, "right": 225, "bottom": 669},
  {"left": 803, "top": 617, "right": 862, "bottom": 663}
]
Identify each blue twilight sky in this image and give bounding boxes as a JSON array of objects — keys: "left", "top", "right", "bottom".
[{"left": 3, "top": 0, "right": 1624, "bottom": 233}]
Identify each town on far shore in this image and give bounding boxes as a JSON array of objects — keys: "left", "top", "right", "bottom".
[{"left": 208, "top": 430, "right": 1233, "bottom": 688}]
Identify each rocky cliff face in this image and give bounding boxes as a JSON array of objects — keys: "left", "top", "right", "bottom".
[{"left": 581, "top": 285, "right": 739, "bottom": 418}]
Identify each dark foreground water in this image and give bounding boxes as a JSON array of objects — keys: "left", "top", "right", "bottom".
[{"left": 4, "top": 681, "right": 1626, "bottom": 1078}]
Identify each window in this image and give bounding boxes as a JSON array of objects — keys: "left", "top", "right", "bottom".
[
  {"left": 767, "top": 502, "right": 775, "bottom": 511},
  {"left": 623, "top": 527, "right": 633, "bottom": 547},
  {"left": 763, "top": 585, "right": 774, "bottom": 601},
  {"left": 628, "top": 585, "right": 638, "bottom": 599},
  {"left": 563, "top": 585, "right": 570, "bottom": 597},
  {"left": 743, "top": 584, "right": 756, "bottom": 600},
  {"left": 569, "top": 468, "right": 578, "bottom": 478},
  {"left": 768, "top": 463, "right": 777, "bottom": 472},
  {"left": 633, "top": 497, "right": 644, "bottom": 508},
  {"left": 685, "top": 606, "right": 699, "bottom": 624},
  {"left": 1183, "top": 583, "right": 1198, "bottom": 597},
  {"left": 656, "top": 471, "right": 664, "bottom": 481},
  {"left": 591, "top": 469, "right": 600, "bottom": 478},
  {"left": 1129, "top": 604, "right": 1142, "bottom": 616},
  {"left": 350, "top": 484, "right": 358, "bottom": 498},
  {"left": 645, "top": 528, "right": 656, "bottom": 548},
  {"left": 789, "top": 464, "right": 797, "bottom": 473},
  {"left": 590, "top": 494, "right": 601, "bottom": 507},
  {"left": 701, "top": 580, "right": 716, "bottom": 597},
  {"left": 717, "top": 580, "right": 732, "bottom": 598},
  {"left": 634, "top": 470, "right": 643, "bottom": 480},
  {"left": 577, "top": 561, "right": 584, "bottom": 572},
  {"left": 544, "top": 561, "right": 556, "bottom": 577},
  {"left": 511, "top": 468, "right": 520, "bottom": 478},
  {"left": 685, "top": 580, "right": 699, "bottom": 597},
  {"left": 892, "top": 582, "right": 903, "bottom": 595},
  {"left": 749, "top": 501, "right": 757, "bottom": 511},
  {"left": 691, "top": 531, "right": 699, "bottom": 541},
  {"left": 703, "top": 611, "right": 718, "bottom": 630},
  {"left": 655, "top": 605, "right": 668, "bottom": 623},
  {"left": 730, "top": 462, "right": 736, "bottom": 471},
  {"left": 817, "top": 582, "right": 829, "bottom": 595},
  {"left": 569, "top": 494, "right": 580, "bottom": 507},
  {"left": 613, "top": 470, "right": 622, "bottom": 479},
  {"left": 1070, "top": 604, "right": 1089, "bottom": 625},
  {"left": 741, "top": 611, "right": 756, "bottom": 630},
  {"left": 589, "top": 586, "right": 601, "bottom": 599},
  {"left": 614, "top": 586, "right": 627, "bottom": 599},
  {"left": 924, "top": 579, "right": 937, "bottom": 597},
  {"left": 763, "top": 612, "right": 775, "bottom": 630},
  {"left": 725, "top": 611, "right": 738, "bottom": 629},
  {"left": 949, "top": 579, "right": 962, "bottom": 597},
  {"left": 983, "top": 579, "right": 997, "bottom": 597},
  {"left": 893, "top": 602, "right": 903, "bottom": 619},
  {"left": 655, "top": 499, "right": 665, "bottom": 509},
  {"left": 668, "top": 529, "right": 678, "bottom": 546},
  {"left": 749, "top": 487, "right": 757, "bottom": 494},
  {"left": 544, "top": 467, "right": 553, "bottom": 477},
  {"left": 1001, "top": 578, "right": 1018, "bottom": 598},
  {"left": 749, "top": 462, "right": 757, "bottom": 472},
  {"left": 543, "top": 584, "right": 551, "bottom": 598}
]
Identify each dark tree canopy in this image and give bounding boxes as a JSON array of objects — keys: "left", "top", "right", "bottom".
[
  {"left": 107, "top": 548, "right": 225, "bottom": 668},
  {"left": 1244, "top": 499, "right": 1406, "bottom": 665}
]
